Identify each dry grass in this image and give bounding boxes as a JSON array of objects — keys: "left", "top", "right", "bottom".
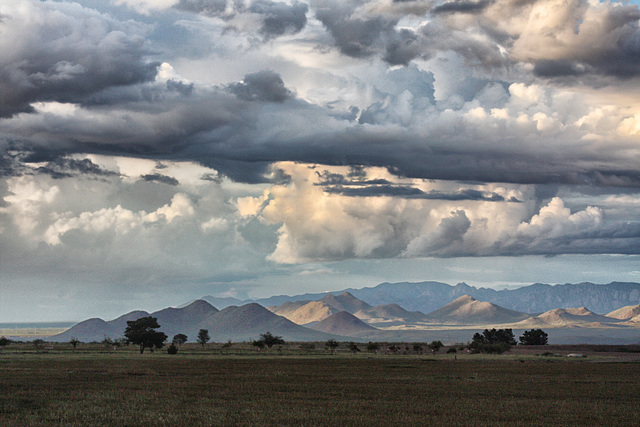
[{"left": 1, "top": 348, "right": 640, "bottom": 425}]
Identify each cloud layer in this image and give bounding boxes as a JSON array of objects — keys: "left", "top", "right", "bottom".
[{"left": 1, "top": 0, "right": 640, "bottom": 320}]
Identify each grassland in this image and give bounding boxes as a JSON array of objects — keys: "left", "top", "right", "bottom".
[{"left": 1, "top": 343, "right": 639, "bottom": 425}]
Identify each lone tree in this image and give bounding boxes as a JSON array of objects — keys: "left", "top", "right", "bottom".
[
  {"left": 0, "top": 336, "right": 10, "bottom": 351},
  {"left": 197, "top": 329, "right": 210, "bottom": 347},
  {"left": 519, "top": 329, "right": 549, "bottom": 345},
  {"left": 172, "top": 333, "right": 188, "bottom": 347},
  {"left": 260, "top": 332, "right": 285, "bottom": 348},
  {"left": 124, "top": 316, "right": 168, "bottom": 354},
  {"left": 325, "top": 339, "right": 339, "bottom": 354},
  {"left": 69, "top": 337, "right": 80, "bottom": 349},
  {"left": 428, "top": 340, "right": 443, "bottom": 355}
]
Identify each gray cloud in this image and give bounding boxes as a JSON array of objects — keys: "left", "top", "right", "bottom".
[
  {"left": 0, "top": 1, "right": 158, "bottom": 118},
  {"left": 176, "top": 0, "right": 308, "bottom": 40},
  {"left": 228, "top": 70, "right": 293, "bottom": 103},
  {"left": 141, "top": 173, "right": 180, "bottom": 186},
  {"left": 35, "top": 158, "right": 118, "bottom": 180},
  {"left": 432, "top": 0, "right": 492, "bottom": 15},
  {"left": 322, "top": 185, "right": 516, "bottom": 202}
]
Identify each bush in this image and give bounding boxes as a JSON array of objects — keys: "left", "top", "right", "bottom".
[
  {"left": 167, "top": 343, "right": 178, "bottom": 354},
  {"left": 446, "top": 347, "right": 457, "bottom": 354}
]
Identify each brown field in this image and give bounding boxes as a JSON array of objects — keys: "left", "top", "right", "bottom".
[{"left": 1, "top": 343, "right": 640, "bottom": 425}]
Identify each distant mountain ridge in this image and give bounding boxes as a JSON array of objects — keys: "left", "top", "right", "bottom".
[
  {"left": 215, "top": 281, "right": 640, "bottom": 315},
  {"left": 51, "top": 300, "right": 347, "bottom": 343}
]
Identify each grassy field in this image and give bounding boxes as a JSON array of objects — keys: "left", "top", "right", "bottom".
[{"left": 1, "top": 343, "right": 640, "bottom": 426}]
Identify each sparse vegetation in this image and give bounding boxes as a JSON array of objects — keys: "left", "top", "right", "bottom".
[
  {"left": 325, "top": 339, "right": 339, "bottom": 354},
  {"left": 428, "top": 340, "right": 443, "bottom": 355},
  {"left": 172, "top": 333, "right": 188, "bottom": 347},
  {"left": 259, "top": 332, "right": 285, "bottom": 348},
  {"left": 197, "top": 329, "right": 210, "bottom": 347},
  {"left": 252, "top": 339, "right": 265, "bottom": 352}
]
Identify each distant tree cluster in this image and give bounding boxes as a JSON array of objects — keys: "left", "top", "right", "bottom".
[
  {"left": 470, "top": 328, "right": 516, "bottom": 354},
  {"left": 469, "top": 328, "right": 549, "bottom": 353},
  {"left": 519, "top": 329, "right": 549, "bottom": 346}
]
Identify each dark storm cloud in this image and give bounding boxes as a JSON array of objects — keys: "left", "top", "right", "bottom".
[
  {"left": 322, "top": 184, "right": 513, "bottom": 202},
  {"left": 0, "top": 1, "right": 158, "bottom": 118},
  {"left": 228, "top": 70, "right": 293, "bottom": 102},
  {"left": 312, "top": 0, "right": 427, "bottom": 64},
  {"left": 432, "top": 0, "right": 492, "bottom": 15},
  {"left": 250, "top": 0, "right": 309, "bottom": 39},
  {"left": 141, "top": 173, "right": 180, "bottom": 186},
  {"left": 35, "top": 158, "right": 118, "bottom": 179}
]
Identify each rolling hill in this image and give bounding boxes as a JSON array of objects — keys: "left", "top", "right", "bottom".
[
  {"left": 426, "top": 295, "right": 530, "bottom": 324},
  {"left": 310, "top": 311, "right": 378, "bottom": 336},
  {"left": 607, "top": 305, "right": 640, "bottom": 320}
]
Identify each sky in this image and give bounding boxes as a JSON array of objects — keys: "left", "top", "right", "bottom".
[{"left": 1, "top": 0, "right": 640, "bottom": 322}]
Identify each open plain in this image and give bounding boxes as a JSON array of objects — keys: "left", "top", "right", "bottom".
[{"left": 1, "top": 343, "right": 639, "bottom": 425}]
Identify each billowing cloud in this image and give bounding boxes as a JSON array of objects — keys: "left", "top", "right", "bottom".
[
  {"left": 175, "top": 0, "right": 308, "bottom": 40},
  {"left": 2, "top": 0, "right": 640, "bottom": 320},
  {"left": 0, "top": 0, "right": 158, "bottom": 118},
  {"left": 237, "top": 163, "right": 640, "bottom": 262}
]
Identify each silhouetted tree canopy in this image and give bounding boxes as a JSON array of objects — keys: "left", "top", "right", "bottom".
[
  {"left": 260, "top": 332, "right": 285, "bottom": 348},
  {"left": 197, "top": 329, "right": 210, "bottom": 347},
  {"left": 124, "top": 316, "right": 167, "bottom": 354},
  {"left": 172, "top": 333, "right": 188, "bottom": 346},
  {"left": 469, "top": 328, "right": 516, "bottom": 354},
  {"left": 519, "top": 329, "right": 549, "bottom": 345}
]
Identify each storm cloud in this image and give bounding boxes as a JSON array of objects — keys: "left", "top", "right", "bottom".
[{"left": 2, "top": 0, "right": 640, "bottom": 321}]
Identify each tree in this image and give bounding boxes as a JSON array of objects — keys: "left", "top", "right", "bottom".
[
  {"left": 124, "top": 316, "right": 168, "bottom": 354},
  {"left": 167, "top": 343, "right": 179, "bottom": 354},
  {"left": 428, "top": 340, "right": 443, "bottom": 355},
  {"left": 412, "top": 343, "right": 423, "bottom": 354},
  {"left": 69, "top": 337, "right": 80, "bottom": 349},
  {"left": 469, "top": 328, "right": 516, "bottom": 354},
  {"left": 519, "top": 329, "right": 549, "bottom": 346},
  {"left": 366, "top": 342, "right": 380, "bottom": 354},
  {"left": 0, "top": 336, "right": 10, "bottom": 351},
  {"left": 260, "top": 332, "right": 285, "bottom": 348},
  {"left": 197, "top": 329, "right": 210, "bottom": 347},
  {"left": 252, "top": 339, "right": 265, "bottom": 352},
  {"left": 348, "top": 342, "right": 360, "bottom": 353},
  {"left": 325, "top": 339, "right": 339, "bottom": 354},
  {"left": 172, "top": 333, "right": 188, "bottom": 347}
]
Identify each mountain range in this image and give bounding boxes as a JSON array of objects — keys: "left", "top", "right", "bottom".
[
  {"left": 205, "top": 281, "right": 640, "bottom": 314},
  {"left": 50, "top": 281, "right": 640, "bottom": 345}
]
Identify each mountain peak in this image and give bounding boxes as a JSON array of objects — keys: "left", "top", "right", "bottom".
[
  {"left": 427, "top": 295, "right": 528, "bottom": 324},
  {"left": 311, "top": 311, "right": 377, "bottom": 335}
]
